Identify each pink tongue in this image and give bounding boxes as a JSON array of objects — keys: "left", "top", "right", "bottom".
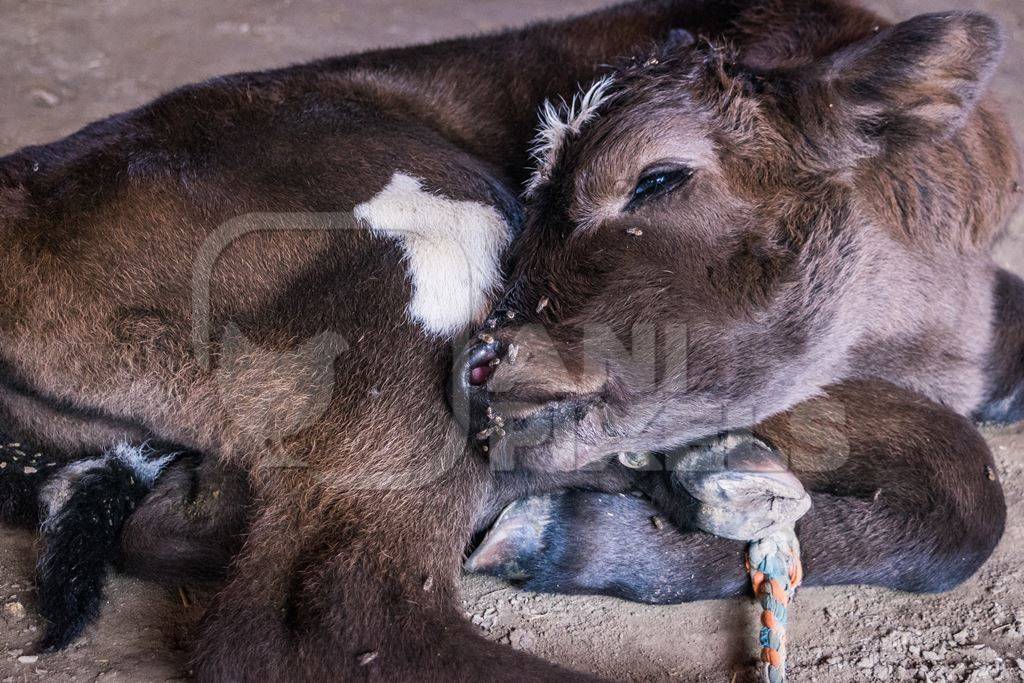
[{"left": 470, "top": 365, "right": 494, "bottom": 386}]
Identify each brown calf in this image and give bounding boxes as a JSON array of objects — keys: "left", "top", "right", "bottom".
[{"left": 0, "top": 0, "right": 1018, "bottom": 680}]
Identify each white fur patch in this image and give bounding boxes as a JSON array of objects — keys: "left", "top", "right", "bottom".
[
  {"left": 354, "top": 173, "right": 510, "bottom": 337},
  {"left": 526, "top": 76, "right": 617, "bottom": 196},
  {"left": 110, "top": 442, "right": 177, "bottom": 486}
]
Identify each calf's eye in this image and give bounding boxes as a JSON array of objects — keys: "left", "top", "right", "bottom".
[{"left": 625, "top": 165, "right": 693, "bottom": 211}]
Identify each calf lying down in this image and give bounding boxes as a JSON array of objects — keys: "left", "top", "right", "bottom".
[{"left": 0, "top": 0, "right": 1021, "bottom": 679}]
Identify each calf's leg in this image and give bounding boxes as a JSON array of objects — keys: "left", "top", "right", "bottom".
[
  {"left": 470, "top": 381, "right": 1006, "bottom": 602},
  {"left": 976, "top": 268, "right": 1024, "bottom": 423},
  {"left": 117, "top": 453, "right": 250, "bottom": 586}
]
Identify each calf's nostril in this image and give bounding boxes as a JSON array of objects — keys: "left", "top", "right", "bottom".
[
  {"left": 468, "top": 344, "right": 502, "bottom": 386},
  {"left": 449, "top": 336, "right": 505, "bottom": 437},
  {"left": 461, "top": 339, "right": 500, "bottom": 387},
  {"left": 470, "top": 363, "right": 494, "bottom": 386}
]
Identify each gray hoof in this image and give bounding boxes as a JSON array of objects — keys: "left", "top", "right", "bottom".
[{"left": 673, "top": 434, "right": 811, "bottom": 541}]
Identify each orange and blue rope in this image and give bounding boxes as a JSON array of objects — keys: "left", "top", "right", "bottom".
[{"left": 746, "top": 529, "right": 803, "bottom": 683}]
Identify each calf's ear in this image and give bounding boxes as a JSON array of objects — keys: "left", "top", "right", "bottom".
[{"left": 805, "top": 12, "right": 1003, "bottom": 154}]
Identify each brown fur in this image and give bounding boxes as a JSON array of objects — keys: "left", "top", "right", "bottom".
[{"left": 0, "top": 0, "right": 1019, "bottom": 679}]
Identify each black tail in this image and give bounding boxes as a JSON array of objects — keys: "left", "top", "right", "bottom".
[
  {"left": 32, "top": 443, "right": 179, "bottom": 651},
  {"left": 0, "top": 438, "right": 63, "bottom": 527},
  {"left": 975, "top": 268, "right": 1024, "bottom": 423}
]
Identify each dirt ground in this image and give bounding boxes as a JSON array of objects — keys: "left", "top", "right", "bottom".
[{"left": 1, "top": 0, "right": 1023, "bottom": 681}]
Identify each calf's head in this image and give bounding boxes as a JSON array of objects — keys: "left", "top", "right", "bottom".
[{"left": 452, "top": 12, "right": 1006, "bottom": 471}]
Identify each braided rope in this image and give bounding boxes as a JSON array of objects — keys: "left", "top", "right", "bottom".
[
  {"left": 746, "top": 528, "right": 803, "bottom": 683},
  {"left": 638, "top": 435, "right": 810, "bottom": 681}
]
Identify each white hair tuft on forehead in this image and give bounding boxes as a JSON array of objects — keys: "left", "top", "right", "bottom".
[{"left": 525, "top": 75, "right": 617, "bottom": 197}]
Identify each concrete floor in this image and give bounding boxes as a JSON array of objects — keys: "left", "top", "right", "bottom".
[{"left": 1, "top": 1, "right": 1023, "bottom": 681}]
